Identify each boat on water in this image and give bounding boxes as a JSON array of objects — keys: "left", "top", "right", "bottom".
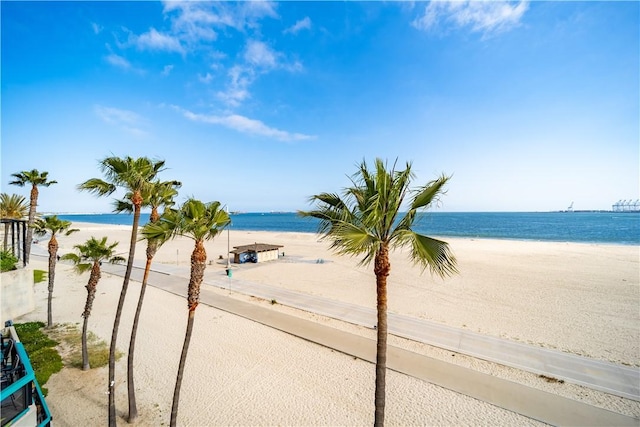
[{"left": 1, "top": 321, "right": 52, "bottom": 427}]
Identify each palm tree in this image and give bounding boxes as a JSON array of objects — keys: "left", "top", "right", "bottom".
[
  {"left": 78, "top": 155, "right": 165, "bottom": 427},
  {"left": 116, "top": 180, "right": 180, "bottom": 423},
  {"left": 0, "top": 193, "right": 29, "bottom": 251},
  {"left": 32, "top": 216, "right": 79, "bottom": 327},
  {"left": 62, "top": 237, "right": 125, "bottom": 370},
  {"left": 9, "top": 169, "right": 57, "bottom": 263},
  {"left": 299, "top": 158, "right": 458, "bottom": 426},
  {"left": 142, "top": 199, "right": 230, "bottom": 427}
]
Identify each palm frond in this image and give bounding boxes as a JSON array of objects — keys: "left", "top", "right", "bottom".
[
  {"left": 113, "top": 198, "right": 134, "bottom": 214},
  {"left": 410, "top": 174, "right": 450, "bottom": 211},
  {"left": 396, "top": 230, "right": 458, "bottom": 277},
  {"left": 77, "top": 178, "right": 116, "bottom": 196}
]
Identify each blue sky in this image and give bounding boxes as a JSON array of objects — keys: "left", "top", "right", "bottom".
[{"left": 2, "top": 1, "right": 638, "bottom": 213}]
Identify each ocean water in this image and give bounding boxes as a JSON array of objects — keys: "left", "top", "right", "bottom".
[{"left": 56, "top": 211, "right": 640, "bottom": 245}]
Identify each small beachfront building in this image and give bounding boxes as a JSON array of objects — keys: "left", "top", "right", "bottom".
[{"left": 230, "top": 243, "right": 283, "bottom": 264}]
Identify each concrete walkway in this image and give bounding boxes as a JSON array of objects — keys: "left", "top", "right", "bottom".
[{"left": 95, "top": 260, "right": 639, "bottom": 426}]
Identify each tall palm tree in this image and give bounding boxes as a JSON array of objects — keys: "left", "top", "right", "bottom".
[
  {"left": 0, "top": 193, "right": 29, "bottom": 251},
  {"left": 115, "top": 179, "right": 180, "bottom": 422},
  {"left": 32, "top": 216, "right": 79, "bottom": 327},
  {"left": 299, "top": 158, "right": 458, "bottom": 426},
  {"left": 62, "top": 237, "right": 125, "bottom": 370},
  {"left": 78, "top": 155, "right": 165, "bottom": 427},
  {"left": 142, "top": 199, "right": 230, "bottom": 427},
  {"left": 9, "top": 169, "right": 57, "bottom": 263}
]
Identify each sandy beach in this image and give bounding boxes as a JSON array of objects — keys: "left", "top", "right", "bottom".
[{"left": 14, "top": 222, "right": 640, "bottom": 425}]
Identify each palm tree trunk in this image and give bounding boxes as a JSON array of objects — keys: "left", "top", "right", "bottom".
[
  {"left": 82, "top": 312, "right": 91, "bottom": 371},
  {"left": 25, "top": 186, "right": 38, "bottom": 263},
  {"left": 109, "top": 199, "right": 142, "bottom": 427},
  {"left": 170, "top": 309, "right": 195, "bottom": 427},
  {"left": 127, "top": 243, "right": 157, "bottom": 423},
  {"left": 82, "top": 263, "right": 100, "bottom": 371},
  {"left": 47, "top": 236, "right": 58, "bottom": 328},
  {"left": 373, "top": 245, "right": 390, "bottom": 427},
  {"left": 170, "top": 241, "right": 206, "bottom": 427}
]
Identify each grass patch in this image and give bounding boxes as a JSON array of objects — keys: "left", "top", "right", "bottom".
[
  {"left": 47, "top": 323, "right": 123, "bottom": 369},
  {"left": 14, "top": 322, "right": 63, "bottom": 396},
  {"left": 34, "top": 269, "right": 47, "bottom": 284},
  {"left": 12, "top": 322, "right": 124, "bottom": 395}
]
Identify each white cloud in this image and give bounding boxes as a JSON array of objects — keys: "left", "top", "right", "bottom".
[
  {"left": 244, "top": 39, "right": 279, "bottom": 69},
  {"left": 198, "top": 72, "right": 214, "bottom": 84},
  {"left": 162, "top": 64, "right": 174, "bottom": 76},
  {"left": 413, "top": 1, "right": 528, "bottom": 36},
  {"left": 94, "top": 105, "right": 149, "bottom": 137},
  {"left": 284, "top": 17, "right": 311, "bottom": 35},
  {"left": 173, "top": 106, "right": 314, "bottom": 142},
  {"left": 161, "top": 1, "right": 277, "bottom": 43},
  {"left": 216, "top": 40, "right": 302, "bottom": 107},
  {"left": 91, "top": 22, "right": 103, "bottom": 34},
  {"left": 135, "top": 28, "right": 184, "bottom": 53},
  {"left": 216, "top": 65, "right": 253, "bottom": 107},
  {"left": 105, "top": 53, "right": 131, "bottom": 70}
]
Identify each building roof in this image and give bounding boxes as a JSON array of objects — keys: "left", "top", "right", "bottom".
[{"left": 230, "top": 243, "right": 284, "bottom": 254}]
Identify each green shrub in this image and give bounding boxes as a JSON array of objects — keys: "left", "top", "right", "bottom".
[{"left": 0, "top": 250, "right": 18, "bottom": 272}]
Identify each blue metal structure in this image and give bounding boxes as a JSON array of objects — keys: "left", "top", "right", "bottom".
[{"left": 1, "top": 323, "right": 52, "bottom": 426}]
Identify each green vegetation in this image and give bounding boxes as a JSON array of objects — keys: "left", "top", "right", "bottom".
[
  {"left": 13, "top": 322, "right": 123, "bottom": 396},
  {"left": 14, "top": 322, "right": 62, "bottom": 396},
  {"left": 34, "top": 269, "right": 47, "bottom": 284},
  {"left": 47, "top": 323, "right": 122, "bottom": 369},
  {"left": 0, "top": 250, "right": 18, "bottom": 272}
]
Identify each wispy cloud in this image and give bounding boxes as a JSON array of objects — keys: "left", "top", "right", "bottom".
[
  {"left": 198, "top": 72, "right": 214, "bottom": 84},
  {"left": 105, "top": 53, "right": 131, "bottom": 70},
  {"left": 173, "top": 106, "right": 315, "bottom": 142},
  {"left": 134, "top": 28, "right": 184, "bottom": 53},
  {"left": 217, "top": 39, "right": 302, "bottom": 107},
  {"left": 104, "top": 52, "right": 145, "bottom": 75},
  {"left": 161, "top": 1, "right": 278, "bottom": 43},
  {"left": 91, "top": 22, "right": 103, "bottom": 34},
  {"left": 97, "top": 2, "right": 308, "bottom": 134},
  {"left": 413, "top": 1, "right": 529, "bottom": 36},
  {"left": 244, "top": 39, "right": 279, "bottom": 68},
  {"left": 161, "top": 64, "right": 174, "bottom": 76},
  {"left": 94, "top": 105, "right": 149, "bottom": 137},
  {"left": 284, "top": 17, "right": 312, "bottom": 35}
]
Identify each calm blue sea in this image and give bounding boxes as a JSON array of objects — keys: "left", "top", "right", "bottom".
[{"left": 56, "top": 212, "right": 640, "bottom": 245}]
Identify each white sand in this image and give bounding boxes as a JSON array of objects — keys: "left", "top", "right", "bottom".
[{"left": 16, "top": 222, "right": 640, "bottom": 425}]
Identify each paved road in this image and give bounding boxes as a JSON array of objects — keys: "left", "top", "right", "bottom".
[
  {"left": 97, "top": 259, "right": 640, "bottom": 404},
  {"left": 90, "top": 260, "right": 640, "bottom": 426}
]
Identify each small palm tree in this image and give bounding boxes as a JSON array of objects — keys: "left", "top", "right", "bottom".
[
  {"left": 9, "top": 169, "right": 57, "bottom": 263},
  {"left": 62, "top": 237, "right": 125, "bottom": 370},
  {"left": 0, "top": 193, "right": 29, "bottom": 251},
  {"left": 299, "top": 158, "right": 458, "bottom": 426},
  {"left": 32, "top": 216, "right": 79, "bottom": 327},
  {"left": 116, "top": 179, "right": 181, "bottom": 422},
  {"left": 142, "top": 199, "right": 230, "bottom": 427},
  {"left": 78, "top": 156, "right": 165, "bottom": 426}
]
